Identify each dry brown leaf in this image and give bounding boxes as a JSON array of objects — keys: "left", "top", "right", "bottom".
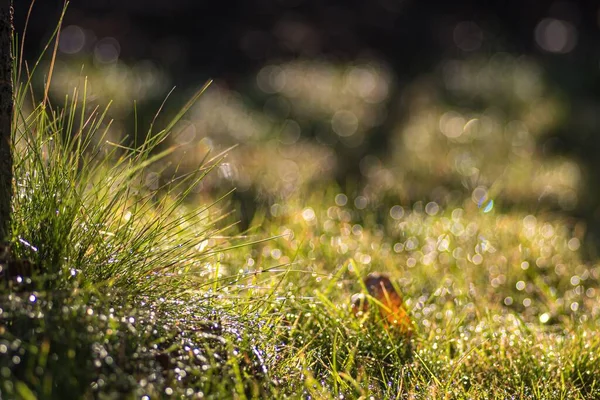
[{"left": 351, "top": 272, "right": 412, "bottom": 335}]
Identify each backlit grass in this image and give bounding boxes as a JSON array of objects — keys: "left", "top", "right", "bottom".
[{"left": 2, "top": 6, "right": 600, "bottom": 399}]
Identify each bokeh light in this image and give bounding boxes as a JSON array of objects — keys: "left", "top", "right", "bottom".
[{"left": 535, "top": 18, "right": 578, "bottom": 54}]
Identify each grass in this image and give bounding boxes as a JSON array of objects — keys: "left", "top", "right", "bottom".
[
  {"left": 3, "top": 16, "right": 276, "bottom": 397},
  {"left": 2, "top": 6, "right": 600, "bottom": 399},
  {"left": 247, "top": 195, "right": 600, "bottom": 398}
]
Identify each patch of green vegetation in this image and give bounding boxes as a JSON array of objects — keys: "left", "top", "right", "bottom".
[
  {"left": 3, "top": 7, "right": 600, "bottom": 400},
  {"left": 2, "top": 21, "right": 278, "bottom": 398},
  {"left": 242, "top": 193, "right": 600, "bottom": 398}
]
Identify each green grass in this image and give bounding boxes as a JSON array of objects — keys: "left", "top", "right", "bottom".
[
  {"left": 242, "top": 194, "right": 600, "bottom": 398},
  {"left": 2, "top": 20, "right": 278, "bottom": 398},
  {"left": 2, "top": 8, "right": 600, "bottom": 399}
]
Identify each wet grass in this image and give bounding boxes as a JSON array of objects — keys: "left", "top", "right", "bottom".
[
  {"left": 2, "top": 9, "right": 600, "bottom": 399},
  {"left": 3, "top": 24, "right": 277, "bottom": 398},
  {"left": 3, "top": 85, "right": 600, "bottom": 398},
  {"left": 242, "top": 193, "right": 600, "bottom": 398}
]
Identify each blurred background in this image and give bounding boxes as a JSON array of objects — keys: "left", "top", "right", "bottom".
[{"left": 14, "top": 0, "right": 600, "bottom": 254}]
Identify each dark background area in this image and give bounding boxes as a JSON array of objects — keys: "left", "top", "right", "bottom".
[
  {"left": 16, "top": 1, "right": 600, "bottom": 90},
  {"left": 13, "top": 0, "right": 600, "bottom": 248}
]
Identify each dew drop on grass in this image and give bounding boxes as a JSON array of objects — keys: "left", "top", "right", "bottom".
[
  {"left": 568, "top": 237, "right": 581, "bottom": 251},
  {"left": 390, "top": 205, "right": 404, "bottom": 220},
  {"left": 425, "top": 202, "right": 439, "bottom": 216},
  {"left": 570, "top": 276, "right": 580, "bottom": 286},
  {"left": 352, "top": 224, "right": 363, "bottom": 236},
  {"left": 482, "top": 199, "right": 494, "bottom": 213},
  {"left": 354, "top": 196, "right": 368, "bottom": 209},
  {"left": 541, "top": 223, "right": 555, "bottom": 238},
  {"left": 271, "top": 249, "right": 282, "bottom": 260},
  {"left": 335, "top": 193, "right": 348, "bottom": 206},
  {"left": 302, "top": 207, "right": 316, "bottom": 222}
]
